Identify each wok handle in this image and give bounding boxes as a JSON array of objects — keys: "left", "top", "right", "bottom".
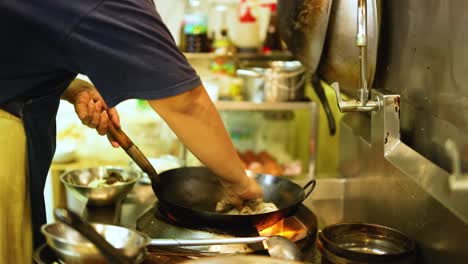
[
  {"left": 302, "top": 179, "right": 317, "bottom": 201},
  {"left": 54, "top": 208, "right": 134, "bottom": 264},
  {"left": 311, "top": 74, "right": 336, "bottom": 136},
  {"left": 106, "top": 111, "right": 160, "bottom": 184},
  {"left": 107, "top": 118, "right": 133, "bottom": 150}
]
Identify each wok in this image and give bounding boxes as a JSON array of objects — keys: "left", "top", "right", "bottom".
[
  {"left": 152, "top": 167, "right": 316, "bottom": 230},
  {"left": 318, "top": 0, "right": 381, "bottom": 96},
  {"left": 105, "top": 116, "right": 315, "bottom": 230},
  {"left": 278, "top": 0, "right": 336, "bottom": 135}
]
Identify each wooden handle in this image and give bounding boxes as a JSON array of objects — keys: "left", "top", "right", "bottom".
[
  {"left": 106, "top": 114, "right": 133, "bottom": 150},
  {"left": 102, "top": 109, "right": 160, "bottom": 187},
  {"left": 103, "top": 110, "right": 160, "bottom": 181}
]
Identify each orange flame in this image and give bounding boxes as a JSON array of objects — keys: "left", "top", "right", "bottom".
[{"left": 258, "top": 217, "right": 308, "bottom": 241}]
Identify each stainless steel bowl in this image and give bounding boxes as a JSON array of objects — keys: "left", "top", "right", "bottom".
[
  {"left": 60, "top": 167, "right": 141, "bottom": 206},
  {"left": 41, "top": 222, "right": 150, "bottom": 264},
  {"left": 318, "top": 223, "right": 416, "bottom": 264}
]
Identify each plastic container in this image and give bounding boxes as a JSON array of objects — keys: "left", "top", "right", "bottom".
[{"left": 231, "top": 0, "right": 261, "bottom": 51}]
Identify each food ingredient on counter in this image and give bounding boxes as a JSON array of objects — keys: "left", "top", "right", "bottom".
[
  {"left": 87, "top": 171, "right": 128, "bottom": 188},
  {"left": 216, "top": 198, "right": 278, "bottom": 215},
  {"left": 238, "top": 150, "right": 283, "bottom": 176}
]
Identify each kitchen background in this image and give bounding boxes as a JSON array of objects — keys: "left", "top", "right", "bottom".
[
  {"left": 44, "top": 0, "right": 468, "bottom": 263},
  {"left": 51, "top": 0, "right": 341, "bottom": 180},
  {"left": 47, "top": 0, "right": 342, "bottom": 221}
]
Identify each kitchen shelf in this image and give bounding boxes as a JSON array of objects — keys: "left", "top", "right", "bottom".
[{"left": 215, "top": 101, "right": 316, "bottom": 111}]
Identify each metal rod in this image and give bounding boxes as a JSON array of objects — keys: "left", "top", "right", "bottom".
[
  {"left": 357, "top": 0, "right": 369, "bottom": 105},
  {"left": 150, "top": 237, "right": 267, "bottom": 246}
]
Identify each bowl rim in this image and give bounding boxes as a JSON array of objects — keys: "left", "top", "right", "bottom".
[
  {"left": 318, "top": 222, "right": 416, "bottom": 262},
  {"left": 41, "top": 222, "right": 151, "bottom": 250},
  {"left": 59, "top": 166, "right": 141, "bottom": 189}
]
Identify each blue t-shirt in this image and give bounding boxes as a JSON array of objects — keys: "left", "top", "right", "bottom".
[{"left": 0, "top": 0, "right": 201, "bottom": 107}]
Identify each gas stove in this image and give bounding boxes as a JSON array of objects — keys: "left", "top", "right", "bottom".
[
  {"left": 34, "top": 184, "right": 322, "bottom": 263},
  {"left": 135, "top": 202, "right": 320, "bottom": 263}
]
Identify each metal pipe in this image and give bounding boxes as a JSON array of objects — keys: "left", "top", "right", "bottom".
[
  {"left": 150, "top": 237, "right": 266, "bottom": 246},
  {"left": 357, "top": 0, "right": 369, "bottom": 105}
]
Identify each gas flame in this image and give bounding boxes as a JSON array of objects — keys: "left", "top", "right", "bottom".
[{"left": 258, "top": 217, "right": 308, "bottom": 241}]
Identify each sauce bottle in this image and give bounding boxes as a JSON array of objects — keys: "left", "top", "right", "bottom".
[{"left": 182, "top": 0, "right": 209, "bottom": 52}]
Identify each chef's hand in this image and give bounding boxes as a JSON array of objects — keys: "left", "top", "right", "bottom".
[
  {"left": 63, "top": 79, "right": 121, "bottom": 147},
  {"left": 220, "top": 174, "right": 263, "bottom": 208}
]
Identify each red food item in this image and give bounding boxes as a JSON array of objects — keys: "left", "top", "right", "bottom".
[
  {"left": 248, "top": 161, "right": 264, "bottom": 174},
  {"left": 242, "top": 150, "right": 258, "bottom": 164},
  {"left": 257, "top": 151, "right": 283, "bottom": 176}
]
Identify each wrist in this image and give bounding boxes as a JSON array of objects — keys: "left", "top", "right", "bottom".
[
  {"left": 221, "top": 171, "right": 250, "bottom": 195},
  {"left": 62, "top": 79, "right": 94, "bottom": 104}
]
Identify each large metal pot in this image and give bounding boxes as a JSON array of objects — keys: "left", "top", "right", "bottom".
[
  {"left": 237, "top": 61, "right": 307, "bottom": 102},
  {"left": 236, "top": 67, "right": 266, "bottom": 102},
  {"left": 152, "top": 167, "right": 316, "bottom": 230},
  {"left": 263, "top": 61, "right": 306, "bottom": 102}
]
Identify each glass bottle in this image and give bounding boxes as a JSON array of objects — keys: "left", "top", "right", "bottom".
[{"left": 183, "top": 0, "right": 209, "bottom": 52}]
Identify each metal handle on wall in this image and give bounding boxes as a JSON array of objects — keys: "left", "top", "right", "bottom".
[{"left": 445, "top": 139, "right": 468, "bottom": 191}]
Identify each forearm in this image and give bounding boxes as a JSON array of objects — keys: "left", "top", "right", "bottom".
[{"left": 148, "top": 86, "right": 248, "bottom": 187}]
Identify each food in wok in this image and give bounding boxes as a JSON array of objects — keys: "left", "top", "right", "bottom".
[{"left": 216, "top": 198, "right": 279, "bottom": 215}]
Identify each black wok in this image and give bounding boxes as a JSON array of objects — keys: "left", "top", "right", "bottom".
[
  {"left": 151, "top": 167, "right": 316, "bottom": 230},
  {"left": 104, "top": 123, "right": 315, "bottom": 230}
]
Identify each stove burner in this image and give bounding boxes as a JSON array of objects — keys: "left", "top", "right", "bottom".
[
  {"left": 156, "top": 202, "right": 258, "bottom": 237},
  {"left": 136, "top": 202, "right": 318, "bottom": 257}
]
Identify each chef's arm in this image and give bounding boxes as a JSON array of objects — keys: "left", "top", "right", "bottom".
[{"left": 148, "top": 85, "right": 262, "bottom": 202}]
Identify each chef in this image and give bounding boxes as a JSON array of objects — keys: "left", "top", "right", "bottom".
[{"left": 0, "top": 0, "right": 262, "bottom": 262}]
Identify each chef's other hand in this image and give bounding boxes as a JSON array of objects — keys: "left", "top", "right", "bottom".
[
  {"left": 63, "top": 79, "right": 121, "bottom": 147},
  {"left": 221, "top": 175, "right": 263, "bottom": 208}
]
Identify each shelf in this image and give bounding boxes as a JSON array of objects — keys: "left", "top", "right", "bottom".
[{"left": 214, "top": 101, "right": 316, "bottom": 111}]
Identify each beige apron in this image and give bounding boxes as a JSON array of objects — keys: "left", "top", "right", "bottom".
[{"left": 0, "top": 109, "right": 32, "bottom": 263}]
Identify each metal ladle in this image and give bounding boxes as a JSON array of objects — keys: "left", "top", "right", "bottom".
[{"left": 54, "top": 208, "right": 303, "bottom": 262}]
